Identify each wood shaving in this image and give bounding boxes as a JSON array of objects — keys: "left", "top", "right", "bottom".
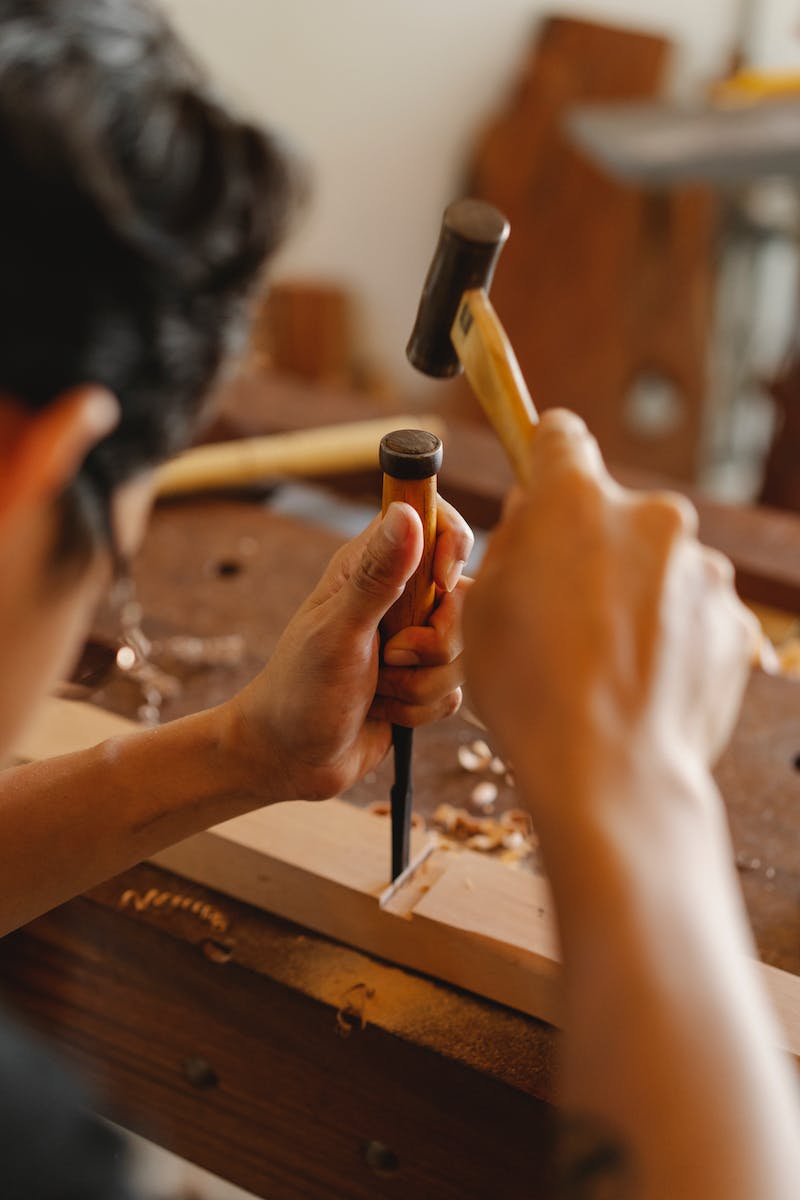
[
  {"left": 471, "top": 780, "right": 498, "bottom": 810},
  {"left": 335, "top": 982, "right": 375, "bottom": 1037},
  {"left": 457, "top": 740, "right": 493, "bottom": 772},
  {"left": 432, "top": 803, "right": 537, "bottom": 862},
  {"left": 457, "top": 745, "right": 485, "bottom": 772},
  {"left": 467, "top": 832, "right": 504, "bottom": 852},
  {"left": 455, "top": 737, "right": 515, "bottom": 801},
  {"left": 502, "top": 808, "right": 535, "bottom": 835},
  {"left": 470, "top": 739, "right": 493, "bottom": 765}
]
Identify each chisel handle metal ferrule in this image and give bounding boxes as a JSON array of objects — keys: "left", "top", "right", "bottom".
[{"left": 379, "top": 429, "right": 443, "bottom": 881}]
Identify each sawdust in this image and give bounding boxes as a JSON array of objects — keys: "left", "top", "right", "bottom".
[
  {"left": 776, "top": 636, "right": 800, "bottom": 677},
  {"left": 274, "top": 934, "right": 556, "bottom": 1098},
  {"left": 367, "top": 799, "right": 426, "bottom": 830}
]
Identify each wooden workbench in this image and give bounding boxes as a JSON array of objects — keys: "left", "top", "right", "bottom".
[{"left": 0, "top": 400, "right": 799, "bottom": 1198}]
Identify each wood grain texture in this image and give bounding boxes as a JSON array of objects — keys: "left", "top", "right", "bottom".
[
  {"left": 153, "top": 800, "right": 564, "bottom": 1027},
  {"left": 255, "top": 281, "right": 353, "bottom": 387},
  {"left": 0, "top": 868, "right": 557, "bottom": 1200},
  {"left": 147, "top": 801, "right": 800, "bottom": 1062},
  {"left": 13, "top": 697, "right": 800, "bottom": 1060}
]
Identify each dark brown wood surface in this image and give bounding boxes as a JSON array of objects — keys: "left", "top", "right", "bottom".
[
  {"left": 207, "top": 369, "right": 800, "bottom": 612},
  {"left": 84, "top": 494, "right": 800, "bottom": 929},
  {"left": 1, "top": 404, "right": 799, "bottom": 1196}
]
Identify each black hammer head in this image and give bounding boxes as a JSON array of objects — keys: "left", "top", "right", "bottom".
[{"left": 406, "top": 198, "right": 509, "bottom": 379}]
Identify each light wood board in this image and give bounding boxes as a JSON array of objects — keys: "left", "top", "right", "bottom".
[
  {"left": 15, "top": 697, "right": 800, "bottom": 1058},
  {"left": 153, "top": 799, "right": 563, "bottom": 1026}
]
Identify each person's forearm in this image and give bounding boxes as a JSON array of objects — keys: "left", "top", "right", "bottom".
[
  {"left": 519, "top": 751, "right": 800, "bottom": 1200},
  {"left": 0, "top": 702, "right": 279, "bottom": 936}
]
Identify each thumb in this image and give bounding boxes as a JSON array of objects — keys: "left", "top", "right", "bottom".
[{"left": 340, "top": 502, "right": 423, "bottom": 630}]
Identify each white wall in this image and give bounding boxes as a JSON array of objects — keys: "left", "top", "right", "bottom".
[
  {"left": 159, "top": 1, "right": 769, "bottom": 394},
  {"left": 752, "top": 0, "right": 800, "bottom": 69}
]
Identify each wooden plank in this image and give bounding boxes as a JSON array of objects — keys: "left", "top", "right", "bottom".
[
  {"left": 17, "top": 698, "right": 800, "bottom": 1060},
  {"left": 153, "top": 801, "right": 563, "bottom": 1027},
  {"left": 151, "top": 800, "right": 800, "bottom": 1060}
]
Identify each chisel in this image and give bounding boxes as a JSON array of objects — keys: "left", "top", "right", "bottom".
[{"left": 379, "top": 428, "right": 443, "bottom": 880}]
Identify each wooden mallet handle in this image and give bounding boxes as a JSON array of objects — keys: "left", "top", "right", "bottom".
[{"left": 450, "top": 288, "right": 538, "bottom": 484}]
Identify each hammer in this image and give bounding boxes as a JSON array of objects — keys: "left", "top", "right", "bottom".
[{"left": 407, "top": 198, "right": 539, "bottom": 481}]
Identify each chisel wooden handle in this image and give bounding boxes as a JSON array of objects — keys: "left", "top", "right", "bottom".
[
  {"left": 380, "top": 431, "right": 442, "bottom": 637},
  {"left": 379, "top": 429, "right": 443, "bottom": 880}
]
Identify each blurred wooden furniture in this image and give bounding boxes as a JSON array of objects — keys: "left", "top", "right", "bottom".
[
  {"left": 251, "top": 282, "right": 353, "bottom": 384},
  {"left": 447, "top": 15, "right": 718, "bottom": 481},
  {"left": 761, "top": 349, "right": 800, "bottom": 511},
  {"left": 248, "top": 282, "right": 390, "bottom": 398}
]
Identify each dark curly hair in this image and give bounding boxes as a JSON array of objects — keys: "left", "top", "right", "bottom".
[{"left": 0, "top": 0, "right": 300, "bottom": 564}]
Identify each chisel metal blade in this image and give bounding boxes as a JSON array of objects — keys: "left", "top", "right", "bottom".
[{"left": 389, "top": 723, "right": 413, "bottom": 880}]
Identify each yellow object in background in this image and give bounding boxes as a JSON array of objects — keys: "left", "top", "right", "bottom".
[{"left": 715, "top": 70, "right": 800, "bottom": 104}]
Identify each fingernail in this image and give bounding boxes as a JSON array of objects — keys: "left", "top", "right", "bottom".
[
  {"left": 85, "top": 389, "right": 120, "bottom": 437},
  {"left": 444, "top": 559, "right": 466, "bottom": 592},
  {"left": 384, "top": 648, "right": 420, "bottom": 667},
  {"left": 383, "top": 503, "right": 408, "bottom": 547},
  {"left": 758, "top": 638, "right": 780, "bottom": 676}
]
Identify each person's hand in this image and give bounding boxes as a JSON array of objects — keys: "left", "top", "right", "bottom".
[
  {"left": 462, "top": 409, "right": 759, "bottom": 837},
  {"left": 225, "top": 497, "right": 472, "bottom": 803}
]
